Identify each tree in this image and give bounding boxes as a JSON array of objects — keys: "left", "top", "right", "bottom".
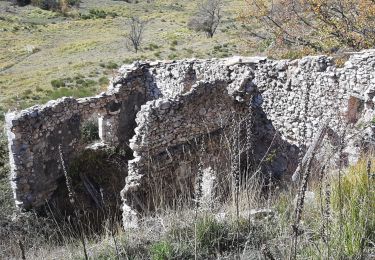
[
  {"left": 240, "top": 0, "right": 375, "bottom": 56},
  {"left": 126, "top": 17, "right": 147, "bottom": 53},
  {"left": 188, "top": 0, "right": 223, "bottom": 38}
]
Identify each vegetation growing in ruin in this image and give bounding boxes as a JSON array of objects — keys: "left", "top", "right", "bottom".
[
  {"left": 80, "top": 120, "right": 100, "bottom": 143},
  {"left": 0, "top": 150, "right": 373, "bottom": 259}
]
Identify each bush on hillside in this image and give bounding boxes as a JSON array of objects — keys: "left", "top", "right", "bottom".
[{"left": 80, "top": 9, "right": 118, "bottom": 20}]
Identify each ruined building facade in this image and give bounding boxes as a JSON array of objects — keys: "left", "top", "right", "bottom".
[{"left": 5, "top": 50, "right": 375, "bottom": 226}]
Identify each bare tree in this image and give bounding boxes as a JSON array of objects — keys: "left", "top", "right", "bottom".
[
  {"left": 240, "top": 0, "right": 375, "bottom": 54},
  {"left": 126, "top": 17, "right": 147, "bottom": 53},
  {"left": 188, "top": 0, "right": 223, "bottom": 38}
]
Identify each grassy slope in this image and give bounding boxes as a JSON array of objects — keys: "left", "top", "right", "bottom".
[{"left": 0, "top": 0, "right": 249, "bottom": 112}]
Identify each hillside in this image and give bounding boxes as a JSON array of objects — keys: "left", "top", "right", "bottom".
[{"left": 0, "top": 0, "right": 248, "bottom": 114}]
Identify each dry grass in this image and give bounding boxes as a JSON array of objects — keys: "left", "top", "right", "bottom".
[
  {"left": 1, "top": 134, "right": 374, "bottom": 259},
  {"left": 1, "top": 111, "right": 372, "bottom": 259},
  {"left": 0, "top": 0, "right": 249, "bottom": 112}
]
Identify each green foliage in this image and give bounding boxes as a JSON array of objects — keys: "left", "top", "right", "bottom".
[
  {"left": 265, "top": 149, "right": 277, "bottom": 163},
  {"left": 99, "top": 61, "right": 119, "bottom": 70},
  {"left": 98, "top": 77, "right": 109, "bottom": 86},
  {"left": 330, "top": 158, "right": 375, "bottom": 257},
  {"left": 275, "top": 157, "right": 375, "bottom": 259},
  {"left": 154, "top": 51, "right": 161, "bottom": 58},
  {"left": 51, "top": 79, "right": 66, "bottom": 88},
  {"left": 46, "top": 86, "right": 96, "bottom": 100},
  {"left": 0, "top": 107, "right": 4, "bottom": 122},
  {"left": 195, "top": 216, "right": 227, "bottom": 253},
  {"left": 77, "top": 79, "right": 97, "bottom": 88},
  {"left": 0, "top": 132, "right": 8, "bottom": 179},
  {"left": 150, "top": 241, "right": 173, "bottom": 260},
  {"left": 145, "top": 43, "right": 160, "bottom": 51},
  {"left": 122, "top": 58, "right": 136, "bottom": 64},
  {"left": 80, "top": 120, "right": 99, "bottom": 143},
  {"left": 167, "top": 53, "right": 178, "bottom": 60},
  {"left": 105, "top": 61, "right": 119, "bottom": 70},
  {"left": 51, "top": 75, "right": 98, "bottom": 89},
  {"left": 212, "top": 43, "right": 231, "bottom": 58}
]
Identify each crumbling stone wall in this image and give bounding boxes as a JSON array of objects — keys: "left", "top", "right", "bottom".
[
  {"left": 5, "top": 66, "right": 150, "bottom": 209},
  {"left": 145, "top": 51, "right": 374, "bottom": 147},
  {"left": 5, "top": 50, "right": 375, "bottom": 224}
]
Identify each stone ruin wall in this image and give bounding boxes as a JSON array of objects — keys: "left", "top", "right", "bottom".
[
  {"left": 5, "top": 67, "right": 150, "bottom": 209},
  {"left": 5, "top": 50, "right": 375, "bottom": 220},
  {"left": 121, "top": 50, "right": 375, "bottom": 225}
]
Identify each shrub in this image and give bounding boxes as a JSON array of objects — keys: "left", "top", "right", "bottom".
[
  {"left": 122, "top": 58, "right": 135, "bottom": 64},
  {"left": 150, "top": 241, "right": 173, "bottom": 260},
  {"left": 80, "top": 120, "right": 99, "bottom": 143},
  {"left": 75, "top": 78, "right": 96, "bottom": 88},
  {"left": 154, "top": 51, "right": 161, "bottom": 58},
  {"left": 98, "top": 77, "right": 109, "bottom": 86},
  {"left": 73, "top": 74, "right": 84, "bottom": 80},
  {"left": 0, "top": 107, "right": 5, "bottom": 122},
  {"left": 51, "top": 79, "right": 65, "bottom": 88},
  {"left": 0, "top": 132, "right": 8, "bottom": 177},
  {"left": 79, "top": 8, "right": 117, "bottom": 19},
  {"left": 105, "top": 61, "right": 118, "bottom": 70},
  {"left": 195, "top": 216, "right": 227, "bottom": 253},
  {"left": 167, "top": 53, "right": 178, "bottom": 60},
  {"left": 330, "top": 158, "right": 375, "bottom": 257},
  {"left": 146, "top": 43, "right": 159, "bottom": 51}
]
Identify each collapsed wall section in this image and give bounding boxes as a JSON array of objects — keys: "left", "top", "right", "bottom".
[
  {"left": 5, "top": 65, "right": 151, "bottom": 209},
  {"left": 146, "top": 50, "right": 375, "bottom": 148},
  {"left": 120, "top": 50, "right": 375, "bottom": 227},
  {"left": 122, "top": 78, "right": 256, "bottom": 227}
]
